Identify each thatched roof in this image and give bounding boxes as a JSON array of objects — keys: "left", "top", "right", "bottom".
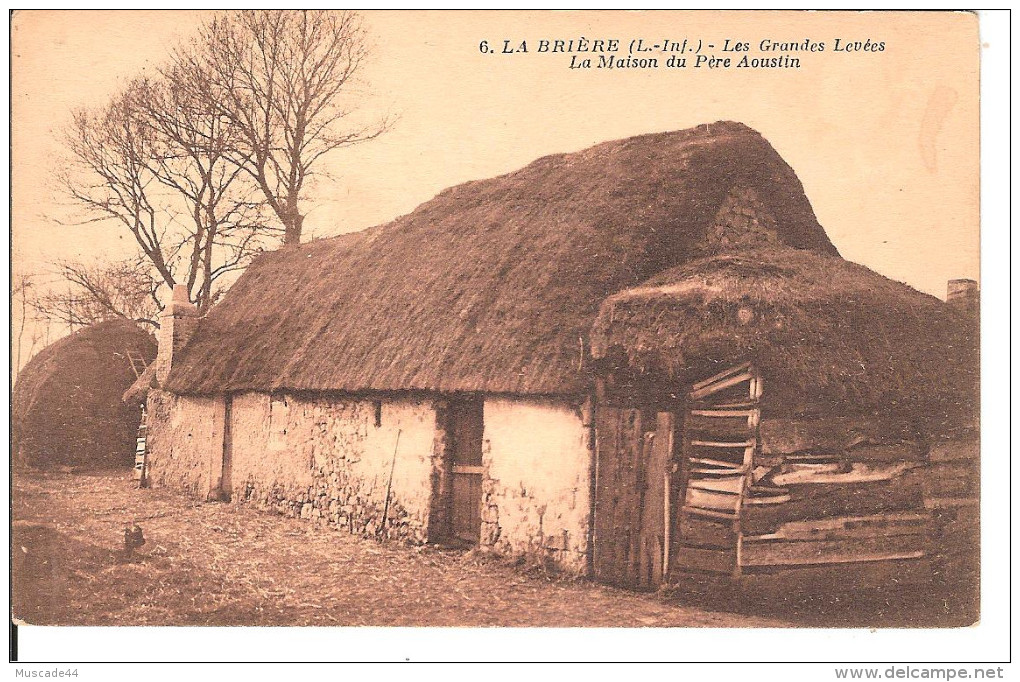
[
  {"left": 122, "top": 362, "right": 157, "bottom": 404},
  {"left": 590, "top": 248, "right": 979, "bottom": 427},
  {"left": 13, "top": 319, "right": 156, "bottom": 468},
  {"left": 165, "top": 121, "right": 837, "bottom": 396}
]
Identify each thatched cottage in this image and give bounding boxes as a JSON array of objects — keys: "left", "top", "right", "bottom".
[{"left": 138, "top": 121, "right": 978, "bottom": 586}]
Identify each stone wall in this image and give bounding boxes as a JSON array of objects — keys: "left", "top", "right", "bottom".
[
  {"left": 146, "top": 390, "right": 595, "bottom": 572},
  {"left": 146, "top": 390, "right": 225, "bottom": 498},
  {"left": 705, "top": 184, "right": 781, "bottom": 251},
  {"left": 229, "top": 392, "right": 437, "bottom": 543},
  {"left": 479, "top": 397, "right": 592, "bottom": 573}
]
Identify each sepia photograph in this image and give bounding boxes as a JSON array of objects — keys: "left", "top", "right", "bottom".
[{"left": 8, "top": 8, "right": 1002, "bottom": 667}]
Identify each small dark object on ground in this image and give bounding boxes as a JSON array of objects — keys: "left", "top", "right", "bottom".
[{"left": 123, "top": 522, "right": 145, "bottom": 560}]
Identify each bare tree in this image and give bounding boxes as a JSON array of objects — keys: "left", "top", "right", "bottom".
[
  {"left": 177, "top": 10, "right": 389, "bottom": 246},
  {"left": 30, "top": 258, "right": 162, "bottom": 330},
  {"left": 57, "top": 76, "right": 278, "bottom": 312},
  {"left": 11, "top": 272, "right": 53, "bottom": 380},
  {"left": 13, "top": 273, "right": 34, "bottom": 374},
  {"left": 128, "top": 75, "right": 276, "bottom": 307}
]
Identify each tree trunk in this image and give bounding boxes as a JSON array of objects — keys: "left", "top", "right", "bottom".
[
  {"left": 16, "top": 288, "right": 26, "bottom": 376},
  {"left": 283, "top": 212, "right": 304, "bottom": 246}
]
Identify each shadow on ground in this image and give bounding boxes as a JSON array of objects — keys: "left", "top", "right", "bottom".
[
  {"left": 660, "top": 556, "right": 979, "bottom": 628},
  {"left": 12, "top": 469, "right": 978, "bottom": 628},
  {"left": 12, "top": 523, "right": 117, "bottom": 625}
]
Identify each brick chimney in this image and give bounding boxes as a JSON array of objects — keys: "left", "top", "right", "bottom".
[{"left": 154, "top": 284, "right": 200, "bottom": 384}]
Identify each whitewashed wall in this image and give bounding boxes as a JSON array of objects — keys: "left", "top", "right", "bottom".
[
  {"left": 480, "top": 397, "right": 592, "bottom": 573},
  {"left": 147, "top": 390, "right": 594, "bottom": 572},
  {"left": 146, "top": 391, "right": 226, "bottom": 499}
]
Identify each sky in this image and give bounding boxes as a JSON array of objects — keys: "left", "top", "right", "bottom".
[{"left": 12, "top": 10, "right": 980, "bottom": 302}]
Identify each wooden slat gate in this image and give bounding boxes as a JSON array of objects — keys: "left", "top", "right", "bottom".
[
  {"left": 593, "top": 407, "right": 675, "bottom": 590},
  {"left": 673, "top": 362, "right": 762, "bottom": 577}
]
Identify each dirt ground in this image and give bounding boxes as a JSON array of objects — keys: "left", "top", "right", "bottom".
[{"left": 11, "top": 469, "right": 976, "bottom": 628}]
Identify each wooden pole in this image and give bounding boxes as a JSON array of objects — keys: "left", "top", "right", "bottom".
[
  {"left": 663, "top": 468, "right": 671, "bottom": 580},
  {"left": 379, "top": 429, "right": 402, "bottom": 539}
]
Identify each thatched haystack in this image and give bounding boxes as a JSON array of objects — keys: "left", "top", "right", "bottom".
[
  {"left": 12, "top": 319, "right": 156, "bottom": 469},
  {"left": 591, "top": 247, "right": 978, "bottom": 433},
  {"left": 166, "top": 121, "right": 837, "bottom": 396}
]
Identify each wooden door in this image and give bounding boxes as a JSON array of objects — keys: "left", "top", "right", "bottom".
[
  {"left": 593, "top": 408, "right": 675, "bottom": 589},
  {"left": 449, "top": 397, "right": 484, "bottom": 544}
]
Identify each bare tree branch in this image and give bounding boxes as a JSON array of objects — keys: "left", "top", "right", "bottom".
[
  {"left": 29, "top": 259, "right": 162, "bottom": 329},
  {"left": 175, "top": 10, "right": 391, "bottom": 246},
  {"left": 57, "top": 72, "right": 277, "bottom": 313}
]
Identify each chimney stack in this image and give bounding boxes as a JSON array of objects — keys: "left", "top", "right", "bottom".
[
  {"left": 947, "top": 278, "right": 979, "bottom": 315},
  {"left": 154, "top": 284, "right": 200, "bottom": 384}
]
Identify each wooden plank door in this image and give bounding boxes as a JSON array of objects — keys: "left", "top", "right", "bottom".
[
  {"left": 449, "top": 397, "right": 484, "bottom": 544},
  {"left": 593, "top": 406, "right": 626, "bottom": 586},
  {"left": 594, "top": 407, "right": 674, "bottom": 590},
  {"left": 639, "top": 412, "right": 674, "bottom": 587}
]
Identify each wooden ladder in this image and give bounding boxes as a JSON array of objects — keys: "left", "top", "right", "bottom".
[
  {"left": 126, "top": 348, "right": 150, "bottom": 485},
  {"left": 126, "top": 349, "right": 148, "bottom": 379},
  {"left": 673, "top": 362, "right": 762, "bottom": 576},
  {"left": 134, "top": 406, "right": 149, "bottom": 485}
]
